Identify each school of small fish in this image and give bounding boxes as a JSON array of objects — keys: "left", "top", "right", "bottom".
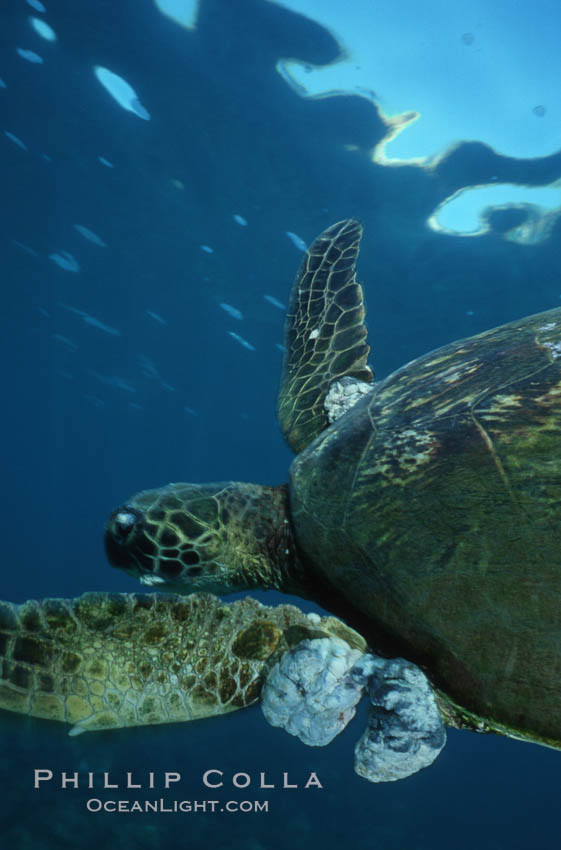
[{"left": 2, "top": 4, "right": 310, "bottom": 417}]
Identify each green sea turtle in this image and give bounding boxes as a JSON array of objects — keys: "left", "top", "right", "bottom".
[
  {"left": 2, "top": 220, "right": 561, "bottom": 782},
  {"left": 104, "top": 219, "right": 561, "bottom": 753}
]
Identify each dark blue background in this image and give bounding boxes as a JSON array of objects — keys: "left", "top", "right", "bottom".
[{"left": 1, "top": 0, "right": 561, "bottom": 846}]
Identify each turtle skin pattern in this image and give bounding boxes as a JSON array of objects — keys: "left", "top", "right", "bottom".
[{"left": 0, "top": 592, "right": 362, "bottom": 734}]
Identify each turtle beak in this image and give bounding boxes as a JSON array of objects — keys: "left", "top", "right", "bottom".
[{"left": 104, "top": 506, "right": 148, "bottom": 574}]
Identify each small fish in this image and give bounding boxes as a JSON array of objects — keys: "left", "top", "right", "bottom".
[
  {"left": 89, "top": 371, "right": 135, "bottom": 392},
  {"left": 60, "top": 303, "right": 120, "bottom": 335},
  {"left": 26, "top": 0, "right": 46, "bottom": 11},
  {"left": 52, "top": 334, "right": 77, "bottom": 351},
  {"left": 233, "top": 214, "right": 248, "bottom": 226},
  {"left": 228, "top": 331, "right": 255, "bottom": 351},
  {"left": 184, "top": 406, "right": 198, "bottom": 417},
  {"left": 98, "top": 156, "right": 114, "bottom": 168},
  {"left": 264, "top": 294, "right": 286, "bottom": 310},
  {"left": 73, "top": 224, "right": 107, "bottom": 247},
  {"left": 138, "top": 355, "right": 173, "bottom": 391},
  {"left": 138, "top": 354, "right": 160, "bottom": 380},
  {"left": 94, "top": 66, "right": 150, "bottom": 121},
  {"left": 56, "top": 369, "right": 73, "bottom": 380},
  {"left": 16, "top": 48, "right": 43, "bottom": 64},
  {"left": 275, "top": 343, "right": 287, "bottom": 352},
  {"left": 200, "top": 244, "right": 214, "bottom": 254},
  {"left": 111, "top": 377, "right": 136, "bottom": 393},
  {"left": 37, "top": 306, "right": 50, "bottom": 317},
  {"left": 0, "top": 78, "right": 7, "bottom": 89},
  {"left": 30, "top": 17, "right": 56, "bottom": 42},
  {"left": 129, "top": 402, "right": 143, "bottom": 410},
  {"left": 12, "top": 240, "right": 37, "bottom": 255},
  {"left": 41, "top": 153, "right": 51, "bottom": 162},
  {"left": 220, "top": 302, "right": 243, "bottom": 320},
  {"left": 146, "top": 310, "right": 167, "bottom": 325},
  {"left": 4, "top": 132, "right": 27, "bottom": 151},
  {"left": 285, "top": 231, "right": 307, "bottom": 252},
  {"left": 49, "top": 251, "right": 79, "bottom": 272},
  {"left": 81, "top": 315, "right": 120, "bottom": 335}
]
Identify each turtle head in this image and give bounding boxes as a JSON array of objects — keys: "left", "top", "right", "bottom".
[{"left": 104, "top": 482, "right": 296, "bottom": 594}]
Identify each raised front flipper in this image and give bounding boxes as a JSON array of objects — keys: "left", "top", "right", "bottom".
[
  {"left": 0, "top": 591, "right": 338, "bottom": 736},
  {"left": 278, "top": 219, "right": 374, "bottom": 454}
]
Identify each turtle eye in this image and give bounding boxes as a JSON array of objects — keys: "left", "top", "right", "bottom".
[
  {"left": 105, "top": 505, "right": 146, "bottom": 570},
  {"left": 114, "top": 510, "right": 137, "bottom": 538}
]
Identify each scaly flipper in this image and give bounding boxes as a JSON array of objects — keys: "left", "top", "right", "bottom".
[
  {"left": 278, "top": 219, "right": 374, "bottom": 454},
  {"left": 0, "top": 591, "right": 362, "bottom": 735},
  {"left": 0, "top": 589, "right": 447, "bottom": 780}
]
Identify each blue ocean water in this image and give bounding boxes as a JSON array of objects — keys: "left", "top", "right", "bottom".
[{"left": 2, "top": 0, "right": 561, "bottom": 846}]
